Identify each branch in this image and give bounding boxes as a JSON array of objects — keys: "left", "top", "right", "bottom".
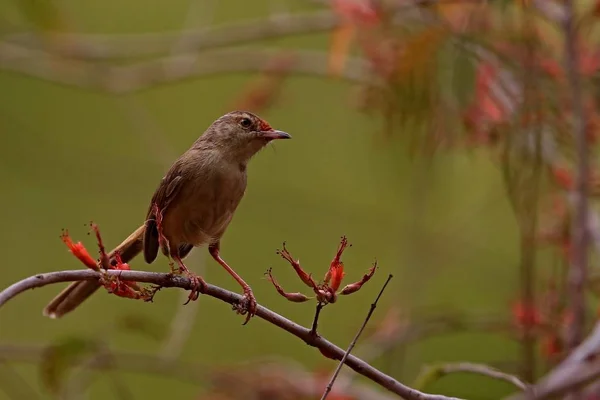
[
  {"left": 0, "top": 343, "right": 401, "bottom": 400},
  {"left": 563, "top": 0, "right": 589, "bottom": 353},
  {"left": 0, "top": 343, "right": 205, "bottom": 385},
  {"left": 4, "top": 11, "right": 341, "bottom": 60},
  {"left": 0, "top": 44, "right": 371, "bottom": 93},
  {"left": 506, "top": 322, "right": 600, "bottom": 400},
  {"left": 414, "top": 362, "right": 530, "bottom": 392},
  {"left": 0, "top": 269, "right": 461, "bottom": 400},
  {"left": 321, "top": 274, "right": 393, "bottom": 399},
  {"left": 0, "top": 359, "right": 42, "bottom": 400}
]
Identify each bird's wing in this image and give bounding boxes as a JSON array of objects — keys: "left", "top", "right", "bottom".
[{"left": 143, "top": 163, "right": 186, "bottom": 264}]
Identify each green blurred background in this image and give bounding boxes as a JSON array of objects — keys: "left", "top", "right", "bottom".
[{"left": 0, "top": 1, "right": 524, "bottom": 398}]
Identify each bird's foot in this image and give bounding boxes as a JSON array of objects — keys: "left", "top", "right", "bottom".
[
  {"left": 232, "top": 288, "right": 257, "bottom": 325},
  {"left": 141, "top": 285, "right": 162, "bottom": 302},
  {"left": 175, "top": 262, "right": 206, "bottom": 305}
]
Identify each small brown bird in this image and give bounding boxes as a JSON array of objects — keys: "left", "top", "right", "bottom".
[{"left": 43, "top": 111, "right": 291, "bottom": 322}]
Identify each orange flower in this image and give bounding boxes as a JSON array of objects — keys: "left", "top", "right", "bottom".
[
  {"left": 324, "top": 236, "right": 350, "bottom": 289},
  {"left": 329, "top": 263, "right": 346, "bottom": 292},
  {"left": 60, "top": 230, "right": 98, "bottom": 271}
]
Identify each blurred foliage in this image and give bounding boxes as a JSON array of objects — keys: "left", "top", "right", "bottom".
[{"left": 2, "top": 0, "right": 600, "bottom": 399}]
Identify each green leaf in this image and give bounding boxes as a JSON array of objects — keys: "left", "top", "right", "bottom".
[{"left": 40, "top": 336, "right": 100, "bottom": 394}]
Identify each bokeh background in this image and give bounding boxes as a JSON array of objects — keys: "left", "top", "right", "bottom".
[{"left": 1, "top": 0, "right": 584, "bottom": 399}]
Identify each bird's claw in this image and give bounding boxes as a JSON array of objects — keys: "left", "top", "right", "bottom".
[
  {"left": 182, "top": 272, "right": 205, "bottom": 305},
  {"left": 233, "top": 289, "right": 257, "bottom": 325}
]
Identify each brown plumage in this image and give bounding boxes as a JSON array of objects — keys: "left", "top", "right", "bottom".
[{"left": 43, "top": 111, "right": 291, "bottom": 322}]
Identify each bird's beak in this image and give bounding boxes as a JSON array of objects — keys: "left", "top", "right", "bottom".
[{"left": 260, "top": 130, "right": 291, "bottom": 140}]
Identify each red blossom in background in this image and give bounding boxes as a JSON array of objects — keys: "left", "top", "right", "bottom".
[
  {"left": 511, "top": 300, "right": 542, "bottom": 331},
  {"left": 266, "top": 236, "right": 378, "bottom": 305},
  {"left": 328, "top": 0, "right": 381, "bottom": 76},
  {"left": 230, "top": 53, "right": 296, "bottom": 113}
]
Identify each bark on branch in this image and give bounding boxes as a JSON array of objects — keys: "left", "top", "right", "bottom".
[{"left": 0, "top": 269, "right": 460, "bottom": 400}]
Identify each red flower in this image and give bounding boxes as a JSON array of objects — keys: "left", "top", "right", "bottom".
[
  {"left": 112, "top": 251, "right": 131, "bottom": 271},
  {"left": 541, "top": 334, "right": 562, "bottom": 360},
  {"left": 552, "top": 166, "right": 574, "bottom": 190},
  {"left": 340, "top": 262, "right": 377, "bottom": 295},
  {"left": 332, "top": 0, "right": 380, "bottom": 27},
  {"left": 60, "top": 225, "right": 155, "bottom": 302},
  {"left": 326, "top": 236, "right": 349, "bottom": 291},
  {"left": 60, "top": 230, "right": 98, "bottom": 271},
  {"left": 268, "top": 236, "right": 378, "bottom": 305},
  {"left": 512, "top": 301, "right": 541, "bottom": 328}
]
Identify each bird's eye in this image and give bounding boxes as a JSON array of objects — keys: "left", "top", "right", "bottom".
[{"left": 239, "top": 118, "right": 252, "bottom": 129}]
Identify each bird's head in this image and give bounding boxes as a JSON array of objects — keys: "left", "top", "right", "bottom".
[{"left": 197, "top": 110, "right": 291, "bottom": 163}]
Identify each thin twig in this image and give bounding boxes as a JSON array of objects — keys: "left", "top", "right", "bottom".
[
  {"left": 320, "top": 274, "right": 393, "bottom": 400},
  {"left": 0, "top": 359, "right": 42, "bottom": 400},
  {"left": 0, "top": 44, "right": 372, "bottom": 93},
  {"left": 0, "top": 344, "right": 399, "bottom": 400},
  {"left": 0, "top": 269, "right": 459, "bottom": 400},
  {"left": 4, "top": 11, "right": 339, "bottom": 60},
  {"left": 0, "top": 343, "right": 205, "bottom": 384},
  {"left": 311, "top": 302, "right": 325, "bottom": 335},
  {"left": 563, "top": 0, "right": 589, "bottom": 353},
  {"left": 508, "top": 321, "right": 600, "bottom": 400},
  {"left": 64, "top": 347, "right": 134, "bottom": 400},
  {"left": 414, "top": 362, "right": 531, "bottom": 392}
]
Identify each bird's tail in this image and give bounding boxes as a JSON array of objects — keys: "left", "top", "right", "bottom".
[{"left": 43, "top": 224, "right": 146, "bottom": 319}]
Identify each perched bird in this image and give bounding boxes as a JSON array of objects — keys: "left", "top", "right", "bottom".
[{"left": 43, "top": 110, "right": 291, "bottom": 323}]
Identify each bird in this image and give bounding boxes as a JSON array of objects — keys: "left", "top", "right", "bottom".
[{"left": 43, "top": 110, "right": 291, "bottom": 324}]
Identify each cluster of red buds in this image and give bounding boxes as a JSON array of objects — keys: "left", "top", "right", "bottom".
[
  {"left": 266, "top": 236, "right": 377, "bottom": 305},
  {"left": 60, "top": 224, "right": 155, "bottom": 301}
]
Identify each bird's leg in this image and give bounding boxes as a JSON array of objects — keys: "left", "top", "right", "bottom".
[
  {"left": 208, "top": 242, "right": 257, "bottom": 324},
  {"left": 173, "top": 255, "right": 206, "bottom": 305},
  {"left": 152, "top": 203, "right": 169, "bottom": 253}
]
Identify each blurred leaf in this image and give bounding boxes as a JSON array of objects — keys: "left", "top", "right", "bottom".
[
  {"left": 328, "top": 24, "right": 356, "bottom": 77},
  {"left": 388, "top": 26, "right": 450, "bottom": 148},
  {"left": 14, "top": 0, "right": 68, "bottom": 33},
  {"left": 396, "top": 27, "right": 446, "bottom": 81},
  {"left": 115, "top": 313, "right": 167, "bottom": 341},
  {"left": 230, "top": 53, "right": 295, "bottom": 113},
  {"left": 40, "top": 336, "right": 100, "bottom": 394},
  {"left": 435, "top": 2, "right": 481, "bottom": 31}
]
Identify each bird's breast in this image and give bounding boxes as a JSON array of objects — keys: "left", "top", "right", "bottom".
[{"left": 168, "top": 167, "right": 247, "bottom": 246}]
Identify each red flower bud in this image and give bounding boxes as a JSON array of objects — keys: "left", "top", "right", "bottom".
[
  {"left": 265, "top": 268, "right": 310, "bottom": 303},
  {"left": 277, "top": 243, "right": 318, "bottom": 292},
  {"left": 340, "top": 261, "right": 377, "bottom": 295},
  {"left": 60, "top": 230, "right": 98, "bottom": 271}
]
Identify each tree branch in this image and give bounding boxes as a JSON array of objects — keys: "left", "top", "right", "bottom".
[
  {"left": 4, "top": 11, "right": 341, "bottom": 60},
  {"left": 563, "top": 0, "right": 589, "bottom": 354},
  {"left": 0, "top": 43, "right": 371, "bottom": 93},
  {"left": 506, "top": 321, "right": 600, "bottom": 400},
  {"left": 0, "top": 269, "right": 461, "bottom": 400},
  {"left": 414, "top": 362, "right": 530, "bottom": 392},
  {"left": 321, "top": 274, "right": 393, "bottom": 400}
]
